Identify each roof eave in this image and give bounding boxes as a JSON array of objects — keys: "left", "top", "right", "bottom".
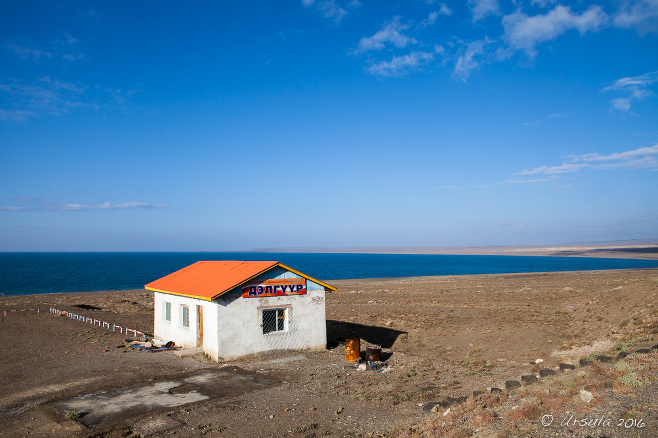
[
  {"left": 276, "top": 262, "right": 337, "bottom": 291},
  {"left": 145, "top": 286, "right": 214, "bottom": 301}
]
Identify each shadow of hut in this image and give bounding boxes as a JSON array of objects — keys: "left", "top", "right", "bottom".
[{"left": 326, "top": 320, "right": 406, "bottom": 361}]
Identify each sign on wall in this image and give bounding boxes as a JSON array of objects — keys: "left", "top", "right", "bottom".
[{"left": 242, "top": 278, "right": 307, "bottom": 298}]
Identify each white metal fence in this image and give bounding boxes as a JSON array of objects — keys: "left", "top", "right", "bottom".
[
  {"left": 49, "top": 308, "right": 147, "bottom": 339},
  {"left": 3, "top": 308, "right": 39, "bottom": 316}
]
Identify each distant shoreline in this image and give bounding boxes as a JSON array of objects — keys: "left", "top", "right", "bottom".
[
  {"left": 2, "top": 240, "right": 657, "bottom": 260},
  {"left": 246, "top": 240, "right": 658, "bottom": 260}
]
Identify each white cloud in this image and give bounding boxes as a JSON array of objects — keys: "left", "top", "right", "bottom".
[
  {"left": 516, "top": 163, "right": 587, "bottom": 175},
  {"left": 6, "top": 35, "right": 83, "bottom": 63},
  {"left": 421, "top": 4, "right": 452, "bottom": 27},
  {"left": 0, "top": 109, "right": 36, "bottom": 121},
  {"left": 60, "top": 53, "right": 84, "bottom": 61},
  {"left": 39, "top": 76, "right": 85, "bottom": 94},
  {"left": 0, "top": 75, "right": 138, "bottom": 120},
  {"left": 53, "top": 33, "right": 79, "bottom": 46},
  {"left": 438, "top": 3, "right": 452, "bottom": 16},
  {"left": 602, "top": 70, "right": 658, "bottom": 93},
  {"left": 502, "top": 5, "right": 608, "bottom": 57},
  {"left": 453, "top": 39, "right": 493, "bottom": 80},
  {"left": 469, "top": 0, "right": 501, "bottom": 22},
  {"left": 344, "top": 2, "right": 646, "bottom": 82},
  {"left": 571, "top": 144, "right": 658, "bottom": 166},
  {"left": 448, "top": 145, "right": 658, "bottom": 188},
  {"left": 6, "top": 43, "right": 52, "bottom": 61},
  {"left": 58, "top": 202, "right": 166, "bottom": 211},
  {"left": 531, "top": 0, "right": 557, "bottom": 7},
  {"left": 602, "top": 70, "right": 658, "bottom": 111},
  {"left": 475, "top": 175, "right": 560, "bottom": 188},
  {"left": 0, "top": 77, "right": 91, "bottom": 119},
  {"left": 301, "top": 0, "right": 356, "bottom": 23},
  {"left": 317, "top": 0, "right": 347, "bottom": 23},
  {"left": 502, "top": 176, "right": 559, "bottom": 184},
  {"left": 614, "top": 0, "right": 658, "bottom": 34},
  {"left": 611, "top": 97, "right": 632, "bottom": 111},
  {"left": 522, "top": 112, "right": 568, "bottom": 126},
  {"left": 422, "top": 11, "right": 440, "bottom": 27},
  {"left": 0, "top": 200, "right": 168, "bottom": 212},
  {"left": 546, "top": 112, "right": 566, "bottom": 119},
  {"left": 354, "top": 17, "right": 417, "bottom": 54},
  {"left": 517, "top": 144, "right": 658, "bottom": 178},
  {"left": 366, "top": 51, "right": 435, "bottom": 76}
]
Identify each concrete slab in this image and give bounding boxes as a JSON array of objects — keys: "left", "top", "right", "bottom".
[{"left": 52, "top": 367, "right": 277, "bottom": 428}]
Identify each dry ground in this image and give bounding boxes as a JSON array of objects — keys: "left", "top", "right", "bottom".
[{"left": 1, "top": 268, "right": 657, "bottom": 437}]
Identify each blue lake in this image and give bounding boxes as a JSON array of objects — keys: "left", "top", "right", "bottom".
[{"left": 1, "top": 252, "right": 658, "bottom": 296}]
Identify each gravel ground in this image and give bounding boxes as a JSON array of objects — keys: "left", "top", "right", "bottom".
[{"left": 0, "top": 268, "right": 657, "bottom": 437}]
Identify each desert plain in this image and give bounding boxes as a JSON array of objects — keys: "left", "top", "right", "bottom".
[{"left": 1, "top": 255, "right": 658, "bottom": 437}]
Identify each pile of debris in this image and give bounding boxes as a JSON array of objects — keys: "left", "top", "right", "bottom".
[
  {"left": 344, "top": 340, "right": 393, "bottom": 373},
  {"left": 355, "top": 361, "right": 392, "bottom": 373},
  {"left": 119, "top": 339, "right": 176, "bottom": 352}
]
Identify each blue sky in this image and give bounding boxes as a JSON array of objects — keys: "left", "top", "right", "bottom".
[{"left": 1, "top": 1, "right": 657, "bottom": 251}]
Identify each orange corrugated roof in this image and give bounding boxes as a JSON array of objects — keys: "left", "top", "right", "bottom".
[{"left": 144, "top": 261, "right": 336, "bottom": 301}]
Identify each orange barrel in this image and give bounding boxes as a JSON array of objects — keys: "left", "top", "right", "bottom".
[
  {"left": 366, "top": 345, "right": 381, "bottom": 362},
  {"left": 345, "top": 338, "right": 360, "bottom": 362}
]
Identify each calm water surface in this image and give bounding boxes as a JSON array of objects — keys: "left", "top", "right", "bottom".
[{"left": 1, "top": 252, "right": 658, "bottom": 296}]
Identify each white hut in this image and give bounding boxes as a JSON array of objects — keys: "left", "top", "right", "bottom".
[{"left": 145, "top": 261, "right": 336, "bottom": 361}]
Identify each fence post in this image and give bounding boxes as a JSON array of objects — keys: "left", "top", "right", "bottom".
[{"left": 46, "top": 307, "right": 147, "bottom": 340}]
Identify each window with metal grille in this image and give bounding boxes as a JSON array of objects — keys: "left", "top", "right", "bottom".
[
  {"left": 181, "top": 305, "right": 189, "bottom": 328},
  {"left": 165, "top": 302, "right": 171, "bottom": 321},
  {"left": 262, "top": 308, "right": 286, "bottom": 334}
]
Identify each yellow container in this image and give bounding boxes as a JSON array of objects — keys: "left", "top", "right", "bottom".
[{"left": 345, "top": 338, "right": 360, "bottom": 362}]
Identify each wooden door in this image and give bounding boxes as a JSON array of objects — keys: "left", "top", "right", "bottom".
[{"left": 197, "top": 305, "right": 203, "bottom": 347}]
